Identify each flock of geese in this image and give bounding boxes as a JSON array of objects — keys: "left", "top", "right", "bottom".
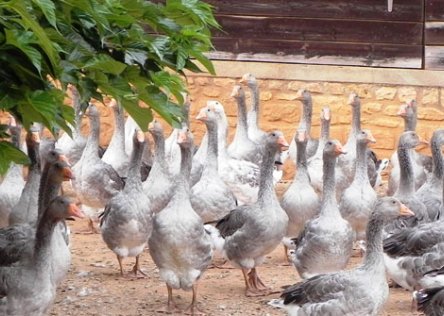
[{"left": 0, "top": 72, "right": 443, "bottom": 315}]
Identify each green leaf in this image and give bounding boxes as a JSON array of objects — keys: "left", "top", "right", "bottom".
[
  {"left": 33, "top": 0, "right": 57, "bottom": 29},
  {"left": 120, "top": 99, "right": 153, "bottom": 132},
  {"left": 0, "top": 141, "right": 30, "bottom": 175},
  {"left": 5, "top": 29, "right": 43, "bottom": 74},
  {"left": 83, "top": 54, "right": 127, "bottom": 75}
]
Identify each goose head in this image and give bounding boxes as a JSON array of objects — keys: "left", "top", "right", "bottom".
[
  {"left": 347, "top": 92, "right": 360, "bottom": 107},
  {"left": 148, "top": 119, "right": 164, "bottom": 137},
  {"left": 324, "top": 139, "right": 346, "bottom": 157},
  {"left": 230, "top": 85, "right": 245, "bottom": 100},
  {"left": 374, "top": 197, "right": 414, "bottom": 221},
  {"left": 295, "top": 89, "right": 310, "bottom": 102},
  {"left": 357, "top": 129, "right": 376, "bottom": 145},
  {"left": 398, "top": 131, "right": 428, "bottom": 149},
  {"left": 196, "top": 105, "right": 217, "bottom": 126},
  {"left": 398, "top": 99, "right": 417, "bottom": 117},
  {"left": 321, "top": 107, "right": 331, "bottom": 121},
  {"left": 206, "top": 100, "right": 227, "bottom": 123},
  {"left": 239, "top": 73, "right": 257, "bottom": 88},
  {"left": 51, "top": 160, "right": 75, "bottom": 181},
  {"left": 85, "top": 103, "right": 99, "bottom": 118},
  {"left": 295, "top": 129, "right": 308, "bottom": 144},
  {"left": 177, "top": 126, "right": 193, "bottom": 149},
  {"left": 47, "top": 196, "right": 85, "bottom": 221},
  {"left": 265, "top": 130, "right": 289, "bottom": 152}
]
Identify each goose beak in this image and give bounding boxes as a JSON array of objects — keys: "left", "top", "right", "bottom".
[
  {"left": 239, "top": 74, "right": 248, "bottom": 83},
  {"left": 58, "top": 154, "right": 70, "bottom": 165},
  {"left": 67, "top": 203, "right": 85, "bottom": 219},
  {"left": 148, "top": 120, "right": 156, "bottom": 131},
  {"left": 277, "top": 136, "right": 289, "bottom": 149},
  {"left": 419, "top": 137, "right": 429, "bottom": 146},
  {"left": 108, "top": 99, "right": 117, "bottom": 108},
  {"left": 230, "top": 86, "right": 240, "bottom": 97},
  {"left": 367, "top": 135, "right": 377, "bottom": 144},
  {"left": 62, "top": 166, "right": 75, "bottom": 180},
  {"left": 295, "top": 89, "right": 304, "bottom": 100},
  {"left": 196, "top": 109, "right": 208, "bottom": 121},
  {"left": 399, "top": 203, "right": 415, "bottom": 217},
  {"left": 136, "top": 130, "right": 145, "bottom": 142},
  {"left": 397, "top": 104, "right": 407, "bottom": 117},
  {"left": 31, "top": 132, "right": 40, "bottom": 143},
  {"left": 335, "top": 144, "right": 346, "bottom": 155}
]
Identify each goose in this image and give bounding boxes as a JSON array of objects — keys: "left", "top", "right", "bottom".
[
  {"left": 190, "top": 106, "right": 236, "bottom": 222},
  {"left": 271, "top": 197, "right": 414, "bottom": 316},
  {"left": 339, "top": 129, "right": 378, "bottom": 242},
  {"left": 8, "top": 131, "right": 41, "bottom": 226},
  {"left": 164, "top": 95, "right": 191, "bottom": 176},
  {"left": 101, "top": 99, "right": 129, "bottom": 177},
  {"left": 55, "top": 85, "right": 87, "bottom": 166},
  {"left": 0, "top": 196, "right": 84, "bottom": 316},
  {"left": 227, "top": 85, "right": 262, "bottom": 164},
  {"left": 205, "top": 100, "right": 261, "bottom": 205},
  {"left": 142, "top": 120, "right": 174, "bottom": 214},
  {"left": 0, "top": 117, "right": 25, "bottom": 228},
  {"left": 291, "top": 139, "right": 353, "bottom": 279},
  {"left": 212, "top": 131, "right": 289, "bottom": 296},
  {"left": 373, "top": 158, "right": 390, "bottom": 189},
  {"left": 414, "top": 129, "right": 444, "bottom": 221},
  {"left": 307, "top": 106, "right": 331, "bottom": 194},
  {"left": 100, "top": 129, "right": 153, "bottom": 277},
  {"left": 388, "top": 99, "right": 429, "bottom": 195},
  {"left": 239, "top": 73, "right": 267, "bottom": 144},
  {"left": 280, "top": 129, "right": 320, "bottom": 255},
  {"left": 384, "top": 131, "right": 429, "bottom": 237},
  {"left": 288, "top": 89, "right": 319, "bottom": 163},
  {"left": 72, "top": 104, "right": 124, "bottom": 233},
  {"left": 0, "top": 159, "right": 74, "bottom": 267},
  {"left": 414, "top": 286, "right": 444, "bottom": 316},
  {"left": 124, "top": 115, "right": 153, "bottom": 181},
  {"left": 148, "top": 127, "right": 212, "bottom": 314}
]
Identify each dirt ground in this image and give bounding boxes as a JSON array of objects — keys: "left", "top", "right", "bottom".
[{"left": 50, "top": 181, "right": 422, "bottom": 316}]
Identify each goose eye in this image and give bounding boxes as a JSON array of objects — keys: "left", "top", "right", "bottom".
[
  {"left": 271, "top": 133, "right": 276, "bottom": 137},
  {"left": 392, "top": 200, "right": 396, "bottom": 204},
  {"left": 327, "top": 141, "right": 332, "bottom": 146},
  {"left": 207, "top": 108, "right": 211, "bottom": 112}
]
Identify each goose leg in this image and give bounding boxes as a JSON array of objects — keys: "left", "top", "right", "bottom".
[
  {"left": 184, "top": 284, "right": 205, "bottom": 315},
  {"left": 131, "top": 255, "right": 147, "bottom": 277},
  {"left": 242, "top": 268, "right": 263, "bottom": 297},
  {"left": 156, "top": 284, "right": 180, "bottom": 314},
  {"left": 116, "top": 255, "right": 125, "bottom": 277}
]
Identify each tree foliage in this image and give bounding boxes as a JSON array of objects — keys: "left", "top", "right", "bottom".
[{"left": 0, "top": 0, "right": 219, "bottom": 173}]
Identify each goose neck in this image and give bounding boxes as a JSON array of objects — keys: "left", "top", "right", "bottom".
[
  {"left": 250, "top": 83, "right": 260, "bottom": 117},
  {"left": 300, "top": 98, "right": 313, "bottom": 133},
  {"left": 296, "top": 141, "right": 309, "bottom": 180},
  {"left": 362, "top": 213, "right": 385, "bottom": 270},
  {"left": 258, "top": 146, "right": 278, "bottom": 203},
  {"left": 404, "top": 116, "right": 417, "bottom": 132},
  {"left": 177, "top": 144, "right": 192, "bottom": 196},
  {"left": 431, "top": 138, "right": 444, "bottom": 180},
  {"left": 351, "top": 104, "right": 361, "bottom": 134},
  {"left": 109, "top": 106, "right": 125, "bottom": 150},
  {"left": 354, "top": 141, "right": 370, "bottom": 183},
  {"left": 233, "top": 96, "right": 250, "bottom": 141},
  {"left": 38, "top": 178, "right": 62, "bottom": 222},
  {"left": 125, "top": 140, "right": 145, "bottom": 190},
  {"left": 84, "top": 115, "right": 100, "bottom": 157},
  {"left": 34, "top": 212, "right": 59, "bottom": 264},
  {"left": 397, "top": 145, "right": 415, "bottom": 195},
  {"left": 217, "top": 118, "right": 229, "bottom": 159},
  {"left": 153, "top": 133, "right": 168, "bottom": 170},
  {"left": 321, "top": 154, "right": 339, "bottom": 214},
  {"left": 203, "top": 121, "right": 218, "bottom": 173}
]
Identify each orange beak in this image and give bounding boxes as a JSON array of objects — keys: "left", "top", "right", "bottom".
[
  {"left": 196, "top": 109, "right": 208, "bottom": 121},
  {"left": 68, "top": 203, "right": 85, "bottom": 219},
  {"left": 230, "top": 86, "right": 241, "bottom": 97},
  {"left": 239, "top": 74, "right": 248, "bottom": 83},
  {"left": 136, "top": 131, "right": 145, "bottom": 142},
  {"left": 108, "top": 99, "right": 117, "bottom": 108},
  {"left": 367, "top": 134, "right": 376, "bottom": 144},
  {"left": 397, "top": 104, "right": 407, "bottom": 117},
  {"left": 62, "top": 166, "right": 75, "bottom": 180},
  {"left": 31, "top": 132, "right": 40, "bottom": 143},
  {"left": 334, "top": 144, "right": 346, "bottom": 155},
  {"left": 58, "top": 154, "right": 70, "bottom": 165},
  {"left": 399, "top": 203, "right": 415, "bottom": 217},
  {"left": 277, "top": 135, "right": 289, "bottom": 148},
  {"left": 418, "top": 136, "right": 429, "bottom": 146},
  {"left": 322, "top": 108, "right": 331, "bottom": 121},
  {"left": 148, "top": 120, "right": 156, "bottom": 130},
  {"left": 295, "top": 89, "right": 304, "bottom": 100}
]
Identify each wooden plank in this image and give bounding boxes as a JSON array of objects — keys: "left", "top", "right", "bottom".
[
  {"left": 214, "top": 15, "right": 423, "bottom": 45},
  {"left": 425, "top": 0, "right": 444, "bottom": 21},
  {"left": 425, "top": 22, "right": 444, "bottom": 45},
  {"left": 210, "top": 38, "right": 423, "bottom": 68},
  {"left": 425, "top": 46, "right": 444, "bottom": 70},
  {"left": 207, "top": 0, "right": 423, "bottom": 22}
]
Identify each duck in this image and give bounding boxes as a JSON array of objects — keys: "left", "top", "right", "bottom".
[
  {"left": 387, "top": 99, "right": 430, "bottom": 195},
  {"left": 307, "top": 106, "right": 331, "bottom": 194},
  {"left": 227, "top": 85, "right": 262, "bottom": 164},
  {"left": 8, "top": 130, "right": 41, "bottom": 226},
  {"left": 190, "top": 106, "right": 236, "bottom": 222},
  {"left": 414, "top": 129, "right": 444, "bottom": 221},
  {"left": 0, "top": 196, "right": 84, "bottom": 316},
  {"left": 148, "top": 127, "right": 212, "bottom": 314},
  {"left": 280, "top": 129, "right": 320, "bottom": 254},
  {"left": 291, "top": 139, "right": 353, "bottom": 279},
  {"left": 384, "top": 131, "right": 429, "bottom": 237},
  {"left": 239, "top": 73, "right": 267, "bottom": 144},
  {"left": 100, "top": 129, "right": 153, "bottom": 277},
  {"left": 288, "top": 89, "right": 319, "bottom": 163},
  {"left": 72, "top": 103, "right": 124, "bottom": 233},
  {"left": 101, "top": 99, "right": 129, "bottom": 177},
  {"left": 142, "top": 120, "right": 174, "bottom": 214},
  {"left": 271, "top": 197, "right": 414, "bottom": 316},
  {"left": 0, "top": 116, "right": 25, "bottom": 228},
  {"left": 55, "top": 85, "right": 87, "bottom": 166},
  {"left": 339, "top": 129, "right": 378, "bottom": 242},
  {"left": 212, "top": 131, "right": 289, "bottom": 296}
]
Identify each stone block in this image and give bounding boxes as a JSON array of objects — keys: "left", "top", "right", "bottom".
[
  {"left": 203, "top": 87, "right": 221, "bottom": 97},
  {"left": 305, "top": 82, "right": 324, "bottom": 94},
  {"left": 383, "top": 105, "right": 402, "bottom": 116},
  {"left": 194, "top": 77, "right": 209, "bottom": 86},
  {"left": 398, "top": 87, "right": 417, "bottom": 102},
  {"left": 417, "top": 107, "right": 444, "bottom": 120},
  {"left": 422, "top": 88, "right": 439, "bottom": 106},
  {"left": 214, "top": 78, "right": 235, "bottom": 87},
  {"left": 260, "top": 91, "right": 273, "bottom": 101},
  {"left": 267, "top": 80, "right": 285, "bottom": 90},
  {"left": 362, "top": 102, "right": 383, "bottom": 114},
  {"left": 287, "top": 81, "right": 305, "bottom": 91},
  {"left": 276, "top": 92, "right": 298, "bottom": 101},
  {"left": 325, "top": 83, "right": 344, "bottom": 95},
  {"left": 375, "top": 87, "right": 397, "bottom": 100},
  {"left": 441, "top": 88, "right": 444, "bottom": 107},
  {"left": 366, "top": 117, "right": 401, "bottom": 128}
]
